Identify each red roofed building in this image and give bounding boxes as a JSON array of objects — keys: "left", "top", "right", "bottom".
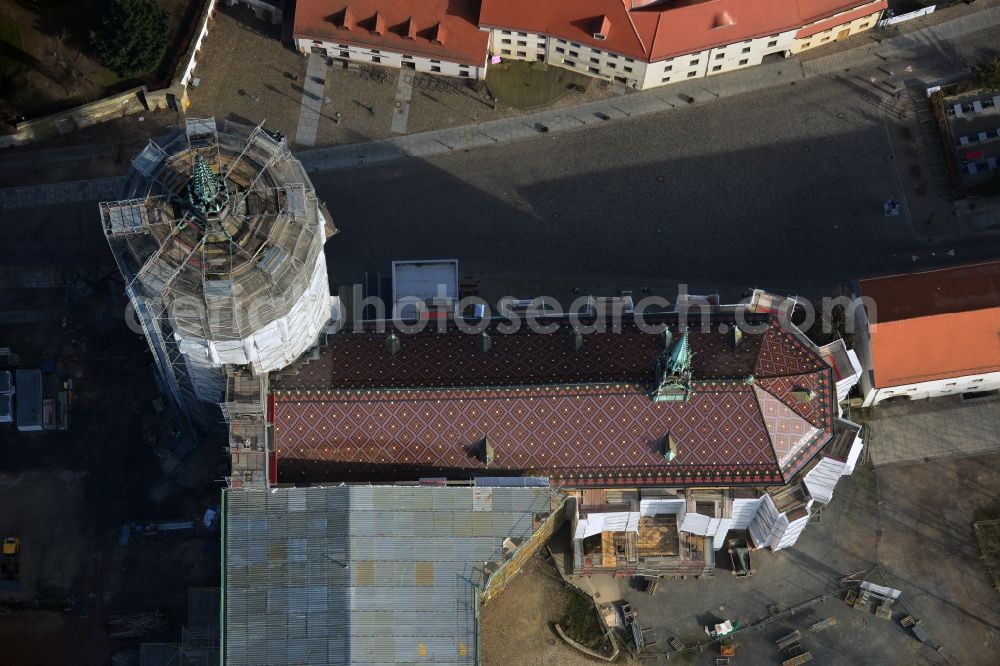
[
  {"left": 293, "top": 0, "right": 489, "bottom": 79},
  {"left": 479, "top": 0, "right": 885, "bottom": 89},
  {"left": 854, "top": 261, "right": 1000, "bottom": 406},
  {"left": 263, "top": 291, "right": 864, "bottom": 553}
]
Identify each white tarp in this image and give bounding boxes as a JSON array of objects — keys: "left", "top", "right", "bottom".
[
  {"left": 574, "top": 511, "right": 640, "bottom": 539},
  {"left": 639, "top": 499, "right": 685, "bottom": 517},
  {"left": 680, "top": 514, "right": 732, "bottom": 538},
  {"left": 804, "top": 457, "right": 847, "bottom": 505}
]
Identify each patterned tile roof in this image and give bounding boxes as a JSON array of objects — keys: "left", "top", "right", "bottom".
[{"left": 271, "top": 315, "right": 836, "bottom": 487}]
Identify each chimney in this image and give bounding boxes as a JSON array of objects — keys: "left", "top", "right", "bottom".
[
  {"left": 385, "top": 332, "right": 401, "bottom": 356},
  {"left": 476, "top": 330, "right": 492, "bottom": 354},
  {"left": 727, "top": 325, "right": 743, "bottom": 350},
  {"left": 568, "top": 327, "right": 584, "bottom": 352}
]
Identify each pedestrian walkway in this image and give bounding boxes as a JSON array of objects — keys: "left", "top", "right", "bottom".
[
  {"left": 0, "top": 176, "right": 126, "bottom": 211},
  {"left": 294, "top": 54, "right": 328, "bottom": 147},
  {"left": 865, "top": 395, "right": 1000, "bottom": 467},
  {"left": 391, "top": 71, "right": 415, "bottom": 135}
]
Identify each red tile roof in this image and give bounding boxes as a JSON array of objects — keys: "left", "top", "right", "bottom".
[
  {"left": 293, "top": 0, "right": 489, "bottom": 67},
  {"left": 478, "top": 0, "right": 886, "bottom": 63},
  {"left": 859, "top": 262, "right": 1000, "bottom": 387},
  {"left": 271, "top": 316, "right": 836, "bottom": 486}
]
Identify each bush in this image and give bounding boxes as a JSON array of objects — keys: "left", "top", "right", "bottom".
[
  {"left": 561, "top": 593, "right": 605, "bottom": 651},
  {"left": 90, "top": 0, "right": 168, "bottom": 77},
  {"left": 972, "top": 58, "right": 1000, "bottom": 90}
]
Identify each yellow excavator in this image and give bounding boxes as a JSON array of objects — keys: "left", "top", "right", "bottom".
[{"left": 2, "top": 537, "right": 20, "bottom": 580}]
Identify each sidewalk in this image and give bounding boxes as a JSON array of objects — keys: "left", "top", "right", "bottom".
[{"left": 0, "top": 176, "right": 126, "bottom": 211}]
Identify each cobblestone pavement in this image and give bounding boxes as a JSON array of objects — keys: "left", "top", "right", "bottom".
[
  {"left": 862, "top": 395, "right": 1000, "bottom": 466},
  {"left": 0, "top": 177, "right": 125, "bottom": 211}
]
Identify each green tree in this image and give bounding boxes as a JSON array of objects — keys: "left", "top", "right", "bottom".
[
  {"left": 90, "top": 0, "right": 168, "bottom": 77},
  {"left": 972, "top": 58, "right": 1000, "bottom": 90}
]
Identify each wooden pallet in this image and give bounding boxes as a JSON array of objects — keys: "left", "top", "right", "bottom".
[
  {"left": 809, "top": 617, "right": 838, "bottom": 633},
  {"left": 776, "top": 630, "right": 802, "bottom": 651},
  {"left": 782, "top": 652, "right": 814, "bottom": 666}
]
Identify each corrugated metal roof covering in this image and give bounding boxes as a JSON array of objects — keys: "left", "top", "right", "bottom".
[{"left": 223, "top": 485, "right": 551, "bottom": 666}]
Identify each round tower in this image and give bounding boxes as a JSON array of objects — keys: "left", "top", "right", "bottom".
[{"left": 100, "top": 118, "right": 335, "bottom": 417}]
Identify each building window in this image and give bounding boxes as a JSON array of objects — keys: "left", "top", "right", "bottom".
[
  {"left": 340, "top": 51, "right": 349, "bottom": 58},
  {"left": 664, "top": 65, "right": 673, "bottom": 72},
  {"left": 687, "top": 71, "right": 696, "bottom": 78},
  {"left": 431, "top": 59, "right": 440, "bottom": 63},
  {"left": 371, "top": 56, "right": 380, "bottom": 63},
  {"left": 592, "top": 48, "right": 600, "bottom": 54},
  {"left": 690, "top": 59, "right": 699, "bottom": 65},
  {"left": 371, "top": 49, "right": 379, "bottom": 54},
  {"left": 571, "top": 42, "right": 581, "bottom": 48},
  {"left": 715, "top": 53, "right": 724, "bottom": 60},
  {"left": 768, "top": 40, "right": 777, "bottom": 47},
  {"left": 946, "top": 382, "right": 957, "bottom": 387},
  {"left": 501, "top": 30, "right": 511, "bottom": 35},
  {"left": 625, "top": 57, "right": 634, "bottom": 63},
  {"left": 803, "top": 42, "right": 811, "bottom": 48},
  {"left": 564, "top": 59, "right": 576, "bottom": 67},
  {"left": 821, "top": 36, "right": 830, "bottom": 42},
  {"left": 973, "top": 378, "right": 985, "bottom": 383},
  {"left": 588, "top": 66, "right": 600, "bottom": 74},
  {"left": 555, "top": 47, "right": 565, "bottom": 54},
  {"left": 558, "top": 39, "right": 567, "bottom": 44},
  {"left": 459, "top": 71, "right": 470, "bottom": 77},
  {"left": 712, "top": 65, "right": 722, "bottom": 72},
  {"left": 662, "top": 77, "right": 670, "bottom": 83},
  {"left": 501, "top": 49, "right": 511, "bottom": 55},
  {"left": 517, "top": 40, "right": 527, "bottom": 46},
  {"left": 742, "top": 46, "right": 751, "bottom": 53},
  {"left": 607, "top": 53, "right": 618, "bottom": 60},
  {"left": 518, "top": 32, "right": 527, "bottom": 37},
  {"left": 607, "top": 62, "right": 616, "bottom": 69},
  {"left": 738, "top": 59, "right": 748, "bottom": 65},
  {"left": 590, "top": 57, "right": 599, "bottom": 64},
  {"left": 861, "top": 22, "right": 870, "bottom": 28},
  {"left": 431, "top": 65, "right": 441, "bottom": 72},
  {"left": 569, "top": 50, "right": 579, "bottom": 57},
  {"left": 623, "top": 66, "right": 632, "bottom": 73},
  {"left": 517, "top": 50, "right": 527, "bottom": 57},
  {"left": 501, "top": 38, "right": 511, "bottom": 44},
  {"left": 402, "top": 54, "right": 412, "bottom": 59}
]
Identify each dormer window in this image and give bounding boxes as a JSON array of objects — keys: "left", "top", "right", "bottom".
[{"left": 593, "top": 15, "right": 610, "bottom": 40}]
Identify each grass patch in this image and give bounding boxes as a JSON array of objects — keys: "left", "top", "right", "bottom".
[
  {"left": 560, "top": 591, "right": 605, "bottom": 651},
  {"left": 485, "top": 59, "right": 592, "bottom": 110}
]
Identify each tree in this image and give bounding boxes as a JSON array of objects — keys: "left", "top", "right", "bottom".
[
  {"left": 972, "top": 58, "right": 1000, "bottom": 90},
  {"left": 90, "top": 0, "right": 168, "bottom": 78}
]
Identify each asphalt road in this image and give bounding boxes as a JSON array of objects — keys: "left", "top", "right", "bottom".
[{"left": 316, "top": 72, "right": 1000, "bottom": 303}]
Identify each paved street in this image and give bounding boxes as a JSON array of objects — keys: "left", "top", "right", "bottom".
[{"left": 315, "top": 70, "right": 1000, "bottom": 302}]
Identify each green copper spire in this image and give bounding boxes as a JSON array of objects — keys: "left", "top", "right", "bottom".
[
  {"left": 651, "top": 331, "right": 693, "bottom": 402},
  {"left": 186, "top": 154, "right": 229, "bottom": 216}
]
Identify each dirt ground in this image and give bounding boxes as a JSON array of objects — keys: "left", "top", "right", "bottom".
[
  {"left": 0, "top": 0, "right": 197, "bottom": 128},
  {"left": 877, "top": 453, "right": 1000, "bottom": 663},
  {"left": 480, "top": 551, "right": 620, "bottom": 666}
]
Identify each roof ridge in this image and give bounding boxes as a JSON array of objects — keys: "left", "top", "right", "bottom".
[{"left": 621, "top": 0, "right": 652, "bottom": 58}]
